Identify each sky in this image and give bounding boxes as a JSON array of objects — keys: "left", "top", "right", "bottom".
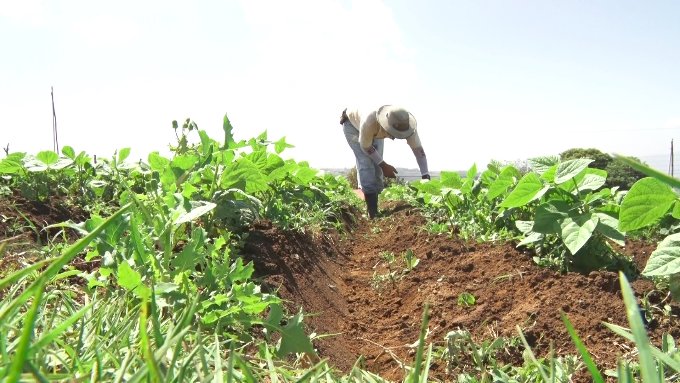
[{"left": 1, "top": 0, "right": 679, "bottom": 173}]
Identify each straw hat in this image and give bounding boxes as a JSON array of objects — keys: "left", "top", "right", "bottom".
[{"left": 376, "top": 105, "right": 416, "bottom": 139}]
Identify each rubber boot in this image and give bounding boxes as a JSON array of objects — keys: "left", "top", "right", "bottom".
[{"left": 365, "top": 192, "right": 379, "bottom": 219}]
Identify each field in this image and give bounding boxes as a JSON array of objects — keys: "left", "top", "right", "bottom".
[{"left": 1, "top": 120, "right": 680, "bottom": 382}]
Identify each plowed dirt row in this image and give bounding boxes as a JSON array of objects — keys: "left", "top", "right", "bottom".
[{"left": 242, "top": 201, "right": 680, "bottom": 382}]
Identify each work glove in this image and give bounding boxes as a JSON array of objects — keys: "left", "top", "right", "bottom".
[{"left": 422, "top": 174, "right": 431, "bottom": 180}]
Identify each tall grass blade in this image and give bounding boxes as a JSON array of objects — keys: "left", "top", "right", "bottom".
[
  {"left": 409, "top": 303, "right": 430, "bottom": 383},
  {"left": 0, "top": 203, "right": 132, "bottom": 323},
  {"left": 0, "top": 258, "right": 53, "bottom": 290},
  {"left": 140, "top": 296, "right": 162, "bottom": 382},
  {"left": 26, "top": 360, "right": 50, "bottom": 383},
  {"left": 6, "top": 280, "right": 45, "bottom": 383},
  {"left": 561, "top": 312, "right": 604, "bottom": 383},
  {"left": 29, "top": 303, "right": 92, "bottom": 353},
  {"left": 214, "top": 334, "right": 224, "bottom": 383},
  {"left": 618, "top": 271, "right": 660, "bottom": 383},
  {"left": 614, "top": 155, "right": 680, "bottom": 189},
  {"left": 605, "top": 323, "right": 680, "bottom": 372},
  {"left": 232, "top": 352, "right": 257, "bottom": 383},
  {"left": 516, "top": 325, "right": 550, "bottom": 383},
  {"left": 264, "top": 345, "right": 279, "bottom": 383}
]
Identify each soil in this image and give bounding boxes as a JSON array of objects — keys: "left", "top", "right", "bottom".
[
  {"left": 241, "top": 200, "right": 680, "bottom": 382},
  {"left": 2, "top": 192, "right": 679, "bottom": 382}
]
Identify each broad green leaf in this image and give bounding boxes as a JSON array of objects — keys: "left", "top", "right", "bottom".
[
  {"left": 172, "top": 154, "right": 198, "bottom": 170},
  {"left": 594, "top": 212, "right": 625, "bottom": 246},
  {"left": 533, "top": 202, "right": 568, "bottom": 234},
  {"left": 414, "top": 179, "right": 443, "bottom": 195},
  {"left": 575, "top": 171, "right": 607, "bottom": 192},
  {"left": 672, "top": 201, "right": 680, "bottom": 219},
  {"left": 269, "top": 161, "right": 295, "bottom": 181},
  {"left": 36, "top": 150, "right": 59, "bottom": 165},
  {"left": 517, "top": 232, "right": 543, "bottom": 247},
  {"left": 642, "top": 233, "right": 680, "bottom": 277},
  {"left": 223, "top": 113, "right": 234, "bottom": 149},
  {"left": 293, "top": 166, "right": 318, "bottom": 184},
  {"left": 560, "top": 213, "right": 599, "bottom": 255},
  {"left": 148, "top": 152, "right": 171, "bottom": 171},
  {"left": 175, "top": 201, "right": 216, "bottom": 225},
  {"left": 51, "top": 158, "right": 73, "bottom": 170},
  {"left": 500, "top": 165, "right": 521, "bottom": 178},
  {"left": 466, "top": 163, "right": 477, "bottom": 182},
  {"left": 487, "top": 173, "right": 515, "bottom": 200},
  {"left": 500, "top": 173, "right": 546, "bottom": 208},
  {"left": 480, "top": 169, "right": 498, "bottom": 186},
  {"left": 515, "top": 220, "right": 534, "bottom": 234},
  {"left": 264, "top": 153, "right": 285, "bottom": 174},
  {"left": 221, "top": 159, "right": 269, "bottom": 193},
  {"left": 117, "top": 262, "right": 149, "bottom": 298},
  {"left": 172, "top": 229, "right": 206, "bottom": 272},
  {"left": 670, "top": 274, "right": 680, "bottom": 300},
  {"left": 540, "top": 164, "right": 557, "bottom": 183},
  {"left": 61, "top": 146, "right": 75, "bottom": 159},
  {"left": 619, "top": 177, "right": 677, "bottom": 232},
  {"left": 555, "top": 159, "right": 593, "bottom": 184},
  {"left": 440, "top": 171, "right": 463, "bottom": 188},
  {"left": 529, "top": 156, "right": 560, "bottom": 175},
  {"left": 247, "top": 150, "right": 268, "bottom": 171},
  {"left": 0, "top": 158, "right": 23, "bottom": 174},
  {"left": 276, "top": 310, "right": 316, "bottom": 357},
  {"left": 118, "top": 148, "right": 131, "bottom": 163},
  {"left": 198, "top": 130, "right": 212, "bottom": 154},
  {"left": 274, "top": 136, "right": 294, "bottom": 154}
]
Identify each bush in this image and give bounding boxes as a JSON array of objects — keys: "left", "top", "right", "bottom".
[{"left": 560, "top": 148, "right": 645, "bottom": 191}]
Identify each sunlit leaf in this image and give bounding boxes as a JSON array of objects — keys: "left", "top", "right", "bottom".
[
  {"left": 560, "top": 213, "right": 598, "bottom": 255},
  {"left": 619, "top": 177, "right": 677, "bottom": 232},
  {"left": 642, "top": 233, "right": 680, "bottom": 277},
  {"left": 555, "top": 159, "right": 593, "bottom": 184}
]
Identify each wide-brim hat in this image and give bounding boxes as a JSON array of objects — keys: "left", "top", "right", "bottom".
[{"left": 376, "top": 105, "right": 416, "bottom": 139}]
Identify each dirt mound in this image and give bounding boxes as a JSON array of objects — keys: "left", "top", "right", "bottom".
[{"left": 242, "top": 201, "right": 680, "bottom": 382}]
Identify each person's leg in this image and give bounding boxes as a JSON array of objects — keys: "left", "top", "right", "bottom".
[{"left": 343, "top": 122, "right": 381, "bottom": 218}]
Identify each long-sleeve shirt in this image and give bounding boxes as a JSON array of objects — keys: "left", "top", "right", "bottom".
[{"left": 345, "top": 107, "right": 429, "bottom": 176}]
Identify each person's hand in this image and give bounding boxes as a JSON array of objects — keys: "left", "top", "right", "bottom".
[
  {"left": 380, "top": 162, "right": 398, "bottom": 178},
  {"left": 421, "top": 174, "right": 431, "bottom": 180},
  {"left": 339, "top": 108, "right": 348, "bottom": 125}
]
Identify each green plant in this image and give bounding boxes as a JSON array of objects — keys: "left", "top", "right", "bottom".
[
  {"left": 371, "top": 250, "right": 421, "bottom": 291},
  {"left": 617, "top": 156, "right": 680, "bottom": 300},
  {"left": 457, "top": 292, "right": 477, "bottom": 307},
  {"left": 504, "top": 158, "right": 632, "bottom": 273},
  {"left": 403, "top": 249, "right": 420, "bottom": 271}
]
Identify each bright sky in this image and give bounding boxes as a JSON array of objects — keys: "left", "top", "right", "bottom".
[{"left": 2, "top": 0, "right": 679, "bottom": 173}]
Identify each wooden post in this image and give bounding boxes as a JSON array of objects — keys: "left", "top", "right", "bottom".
[
  {"left": 51, "top": 86, "right": 59, "bottom": 153},
  {"left": 670, "top": 139, "right": 675, "bottom": 177}
]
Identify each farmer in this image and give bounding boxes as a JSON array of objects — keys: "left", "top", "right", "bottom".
[{"left": 340, "top": 105, "right": 430, "bottom": 218}]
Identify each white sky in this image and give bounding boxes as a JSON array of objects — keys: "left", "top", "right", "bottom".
[{"left": 1, "top": 0, "right": 679, "bottom": 172}]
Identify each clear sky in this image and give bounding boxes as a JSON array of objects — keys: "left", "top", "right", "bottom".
[{"left": 2, "top": 0, "right": 679, "bottom": 173}]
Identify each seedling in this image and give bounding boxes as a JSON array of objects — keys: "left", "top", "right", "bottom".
[{"left": 457, "top": 292, "right": 477, "bottom": 307}]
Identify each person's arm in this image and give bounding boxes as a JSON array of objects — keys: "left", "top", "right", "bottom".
[
  {"left": 359, "top": 113, "right": 399, "bottom": 178},
  {"left": 407, "top": 133, "right": 430, "bottom": 179},
  {"left": 359, "top": 112, "right": 384, "bottom": 165}
]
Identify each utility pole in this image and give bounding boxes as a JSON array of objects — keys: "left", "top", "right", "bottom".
[
  {"left": 670, "top": 139, "right": 675, "bottom": 177},
  {"left": 51, "top": 86, "right": 59, "bottom": 153}
]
